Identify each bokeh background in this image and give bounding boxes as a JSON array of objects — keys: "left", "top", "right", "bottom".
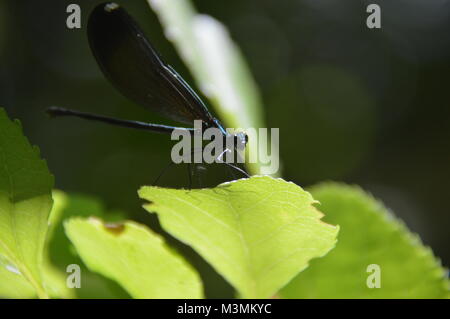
[{"left": 1, "top": 0, "right": 449, "bottom": 297}]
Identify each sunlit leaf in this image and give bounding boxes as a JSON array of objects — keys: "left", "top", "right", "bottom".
[
  {"left": 0, "top": 254, "right": 36, "bottom": 298},
  {"left": 139, "top": 176, "right": 338, "bottom": 298},
  {"left": 65, "top": 218, "right": 203, "bottom": 298},
  {"left": 0, "top": 108, "right": 53, "bottom": 298},
  {"left": 280, "top": 183, "right": 449, "bottom": 299},
  {"left": 48, "top": 192, "right": 130, "bottom": 299},
  {"left": 40, "top": 190, "right": 74, "bottom": 298}
]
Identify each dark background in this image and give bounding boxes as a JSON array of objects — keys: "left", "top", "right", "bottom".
[{"left": 1, "top": 0, "right": 449, "bottom": 297}]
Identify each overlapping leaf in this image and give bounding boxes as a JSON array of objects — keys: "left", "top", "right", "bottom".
[
  {"left": 65, "top": 218, "right": 203, "bottom": 298},
  {"left": 0, "top": 108, "right": 53, "bottom": 298},
  {"left": 139, "top": 176, "right": 338, "bottom": 298},
  {"left": 280, "top": 183, "right": 449, "bottom": 299}
]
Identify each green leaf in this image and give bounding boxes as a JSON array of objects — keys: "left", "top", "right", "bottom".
[
  {"left": 0, "top": 254, "right": 36, "bottom": 298},
  {"left": 65, "top": 218, "right": 203, "bottom": 298},
  {"left": 147, "top": 0, "right": 271, "bottom": 176},
  {"left": 37, "top": 190, "right": 75, "bottom": 299},
  {"left": 49, "top": 191, "right": 130, "bottom": 298},
  {"left": 139, "top": 176, "right": 339, "bottom": 298},
  {"left": 280, "top": 183, "right": 449, "bottom": 299},
  {"left": 0, "top": 108, "right": 53, "bottom": 298},
  {"left": 0, "top": 247, "right": 72, "bottom": 299},
  {"left": 49, "top": 191, "right": 125, "bottom": 268}
]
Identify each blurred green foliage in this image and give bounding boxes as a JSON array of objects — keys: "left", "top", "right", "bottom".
[{"left": 281, "top": 183, "right": 449, "bottom": 299}]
